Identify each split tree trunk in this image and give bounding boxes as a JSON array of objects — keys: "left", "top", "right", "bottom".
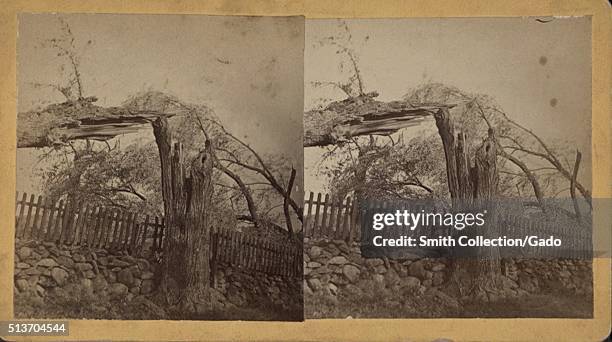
[
  {"left": 152, "top": 117, "right": 214, "bottom": 314},
  {"left": 434, "top": 108, "right": 504, "bottom": 302}
]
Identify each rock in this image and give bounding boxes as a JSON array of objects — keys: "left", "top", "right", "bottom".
[
  {"left": 23, "top": 268, "right": 42, "bottom": 276},
  {"left": 107, "top": 271, "right": 117, "bottom": 283},
  {"left": 431, "top": 263, "right": 446, "bottom": 272},
  {"left": 365, "top": 258, "right": 384, "bottom": 268},
  {"left": 518, "top": 274, "right": 538, "bottom": 292},
  {"left": 27, "top": 275, "right": 40, "bottom": 287},
  {"left": 136, "top": 259, "right": 150, "bottom": 272},
  {"left": 303, "top": 281, "right": 313, "bottom": 296},
  {"left": 141, "top": 271, "right": 154, "bottom": 280},
  {"left": 373, "top": 274, "right": 385, "bottom": 285},
  {"left": 334, "top": 240, "right": 350, "bottom": 254},
  {"left": 120, "top": 255, "right": 137, "bottom": 263},
  {"left": 342, "top": 264, "right": 361, "bottom": 282},
  {"left": 312, "top": 266, "right": 331, "bottom": 275},
  {"left": 50, "top": 267, "right": 69, "bottom": 286},
  {"left": 307, "top": 262, "right": 322, "bottom": 268},
  {"left": 118, "top": 268, "right": 135, "bottom": 287},
  {"left": 309, "top": 246, "right": 323, "bottom": 258},
  {"left": 56, "top": 255, "right": 74, "bottom": 268},
  {"left": 72, "top": 254, "right": 86, "bottom": 263},
  {"left": 408, "top": 260, "right": 426, "bottom": 280},
  {"left": 15, "top": 279, "right": 29, "bottom": 292},
  {"left": 343, "top": 283, "right": 363, "bottom": 296},
  {"left": 374, "top": 265, "right": 387, "bottom": 274},
  {"left": 400, "top": 276, "right": 421, "bottom": 290},
  {"left": 140, "top": 280, "right": 154, "bottom": 294},
  {"left": 16, "top": 262, "right": 30, "bottom": 269},
  {"left": 80, "top": 278, "right": 93, "bottom": 294},
  {"left": 38, "top": 276, "right": 57, "bottom": 288},
  {"left": 432, "top": 272, "right": 445, "bottom": 286},
  {"left": 98, "top": 257, "right": 109, "bottom": 266},
  {"left": 83, "top": 270, "right": 96, "bottom": 279},
  {"left": 328, "top": 283, "right": 339, "bottom": 295},
  {"left": 48, "top": 246, "right": 61, "bottom": 257},
  {"left": 422, "top": 279, "right": 432, "bottom": 287},
  {"left": 18, "top": 246, "right": 32, "bottom": 259},
  {"left": 92, "top": 276, "right": 108, "bottom": 293},
  {"left": 36, "top": 258, "right": 58, "bottom": 268},
  {"left": 36, "top": 285, "right": 46, "bottom": 297},
  {"left": 129, "top": 286, "right": 140, "bottom": 295},
  {"left": 75, "top": 262, "right": 93, "bottom": 272},
  {"left": 110, "top": 283, "right": 129, "bottom": 296},
  {"left": 328, "top": 256, "right": 348, "bottom": 265},
  {"left": 110, "top": 259, "right": 131, "bottom": 268},
  {"left": 30, "top": 251, "right": 42, "bottom": 260},
  {"left": 307, "top": 278, "right": 322, "bottom": 291},
  {"left": 384, "top": 267, "right": 401, "bottom": 287},
  {"left": 330, "top": 274, "right": 349, "bottom": 286}
]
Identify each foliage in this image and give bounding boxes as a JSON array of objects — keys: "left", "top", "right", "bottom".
[{"left": 310, "top": 20, "right": 369, "bottom": 102}]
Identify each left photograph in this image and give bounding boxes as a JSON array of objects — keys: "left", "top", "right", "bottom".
[{"left": 14, "top": 13, "right": 304, "bottom": 321}]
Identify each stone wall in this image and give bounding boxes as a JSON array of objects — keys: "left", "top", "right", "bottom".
[
  {"left": 304, "top": 238, "right": 592, "bottom": 304},
  {"left": 14, "top": 239, "right": 301, "bottom": 313}
]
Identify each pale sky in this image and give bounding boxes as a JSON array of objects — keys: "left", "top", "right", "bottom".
[
  {"left": 305, "top": 17, "right": 592, "bottom": 194},
  {"left": 17, "top": 13, "right": 304, "bottom": 194}
]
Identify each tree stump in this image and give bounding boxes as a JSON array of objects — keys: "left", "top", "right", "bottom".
[
  {"left": 152, "top": 117, "right": 214, "bottom": 314},
  {"left": 434, "top": 108, "right": 505, "bottom": 302}
]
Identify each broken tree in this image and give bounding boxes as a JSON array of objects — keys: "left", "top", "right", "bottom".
[
  {"left": 17, "top": 98, "right": 169, "bottom": 148},
  {"left": 303, "top": 92, "right": 450, "bottom": 147},
  {"left": 434, "top": 107, "right": 504, "bottom": 302},
  {"left": 153, "top": 117, "right": 215, "bottom": 313}
]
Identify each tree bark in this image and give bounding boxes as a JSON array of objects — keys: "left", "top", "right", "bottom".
[
  {"left": 152, "top": 117, "right": 214, "bottom": 314},
  {"left": 283, "top": 168, "right": 297, "bottom": 237},
  {"left": 433, "top": 108, "right": 504, "bottom": 302}
]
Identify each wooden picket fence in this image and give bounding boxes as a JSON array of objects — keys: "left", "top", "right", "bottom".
[
  {"left": 302, "top": 191, "right": 360, "bottom": 241},
  {"left": 210, "top": 228, "right": 302, "bottom": 278},
  {"left": 14, "top": 191, "right": 301, "bottom": 277},
  {"left": 15, "top": 191, "right": 163, "bottom": 256},
  {"left": 303, "top": 191, "right": 592, "bottom": 259}
]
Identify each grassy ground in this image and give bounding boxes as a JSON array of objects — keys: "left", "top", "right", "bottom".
[
  {"left": 14, "top": 289, "right": 302, "bottom": 321},
  {"left": 305, "top": 291, "right": 592, "bottom": 319}
]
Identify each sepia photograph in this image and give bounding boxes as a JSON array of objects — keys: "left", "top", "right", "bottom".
[
  {"left": 14, "top": 13, "right": 304, "bottom": 321},
  {"left": 302, "top": 17, "right": 593, "bottom": 319}
]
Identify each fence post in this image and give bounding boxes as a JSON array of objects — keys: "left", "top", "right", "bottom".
[
  {"left": 319, "top": 193, "right": 329, "bottom": 239},
  {"left": 22, "top": 194, "right": 36, "bottom": 239},
  {"left": 15, "top": 192, "right": 26, "bottom": 238},
  {"left": 312, "top": 193, "right": 322, "bottom": 238},
  {"left": 304, "top": 192, "right": 314, "bottom": 236}
]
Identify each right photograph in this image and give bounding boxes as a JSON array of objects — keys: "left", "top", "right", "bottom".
[{"left": 303, "top": 18, "right": 593, "bottom": 318}]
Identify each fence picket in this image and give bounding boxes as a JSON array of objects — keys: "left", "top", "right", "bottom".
[
  {"left": 30, "top": 196, "right": 44, "bottom": 239},
  {"left": 334, "top": 200, "right": 344, "bottom": 238},
  {"left": 319, "top": 193, "right": 330, "bottom": 238},
  {"left": 15, "top": 192, "right": 28, "bottom": 237},
  {"left": 304, "top": 192, "right": 314, "bottom": 236},
  {"left": 22, "top": 194, "right": 36, "bottom": 239}
]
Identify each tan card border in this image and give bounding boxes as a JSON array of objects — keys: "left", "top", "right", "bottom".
[{"left": 0, "top": 0, "right": 609, "bottom": 341}]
